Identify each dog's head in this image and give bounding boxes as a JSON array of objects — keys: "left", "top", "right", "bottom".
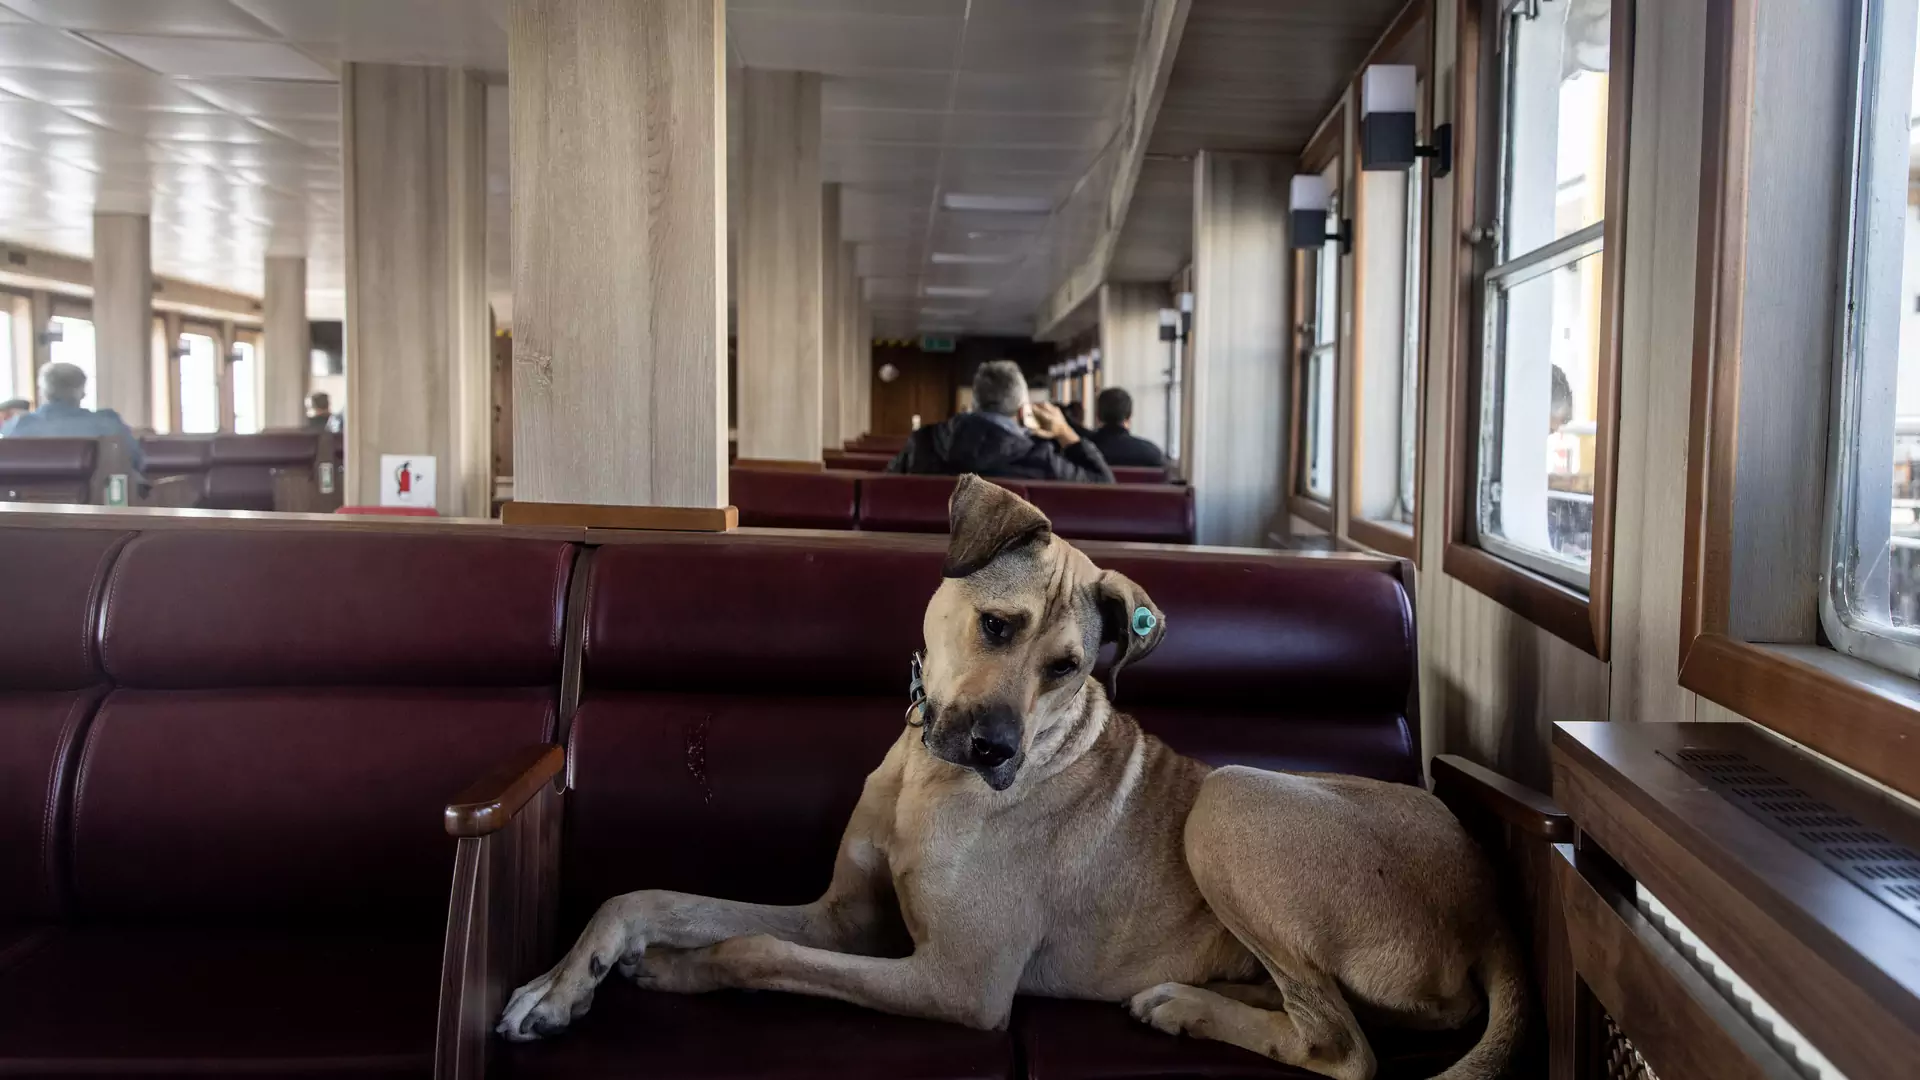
[{"left": 917, "top": 474, "right": 1165, "bottom": 791}]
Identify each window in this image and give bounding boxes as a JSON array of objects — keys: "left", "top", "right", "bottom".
[
  {"left": 1473, "top": 0, "right": 1611, "bottom": 590},
  {"left": 177, "top": 329, "right": 220, "bottom": 434},
  {"left": 48, "top": 315, "right": 96, "bottom": 409},
  {"left": 1299, "top": 162, "right": 1341, "bottom": 504},
  {"left": 1826, "top": 0, "right": 1920, "bottom": 676},
  {"left": 231, "top": 336, "right": 260, "bottom": 434},
  {"left": 1398, "top": 162, "right": 1424, "bottom": 523},
  {"left": 0, "top": 307, "right": 13, "bottom": 403}
]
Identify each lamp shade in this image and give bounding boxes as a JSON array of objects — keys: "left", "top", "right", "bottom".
[
  {"left": 1289, "top": 173, "right": 1331, "bottom": 214},
  {"left": 1361, "top": 64, "right": 1418, "bottom": 117}
]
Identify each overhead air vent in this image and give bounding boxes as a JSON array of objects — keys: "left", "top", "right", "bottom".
[{"left": 1661, "top": 747, "right": 1920, "bottom": 929}]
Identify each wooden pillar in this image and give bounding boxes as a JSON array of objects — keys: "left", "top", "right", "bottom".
[
  {"left": 91, "top": 212, "right": 151, "bottom": 424},
  {"left": 852, "top": 289, "right": 871, "bottom": 436},
  {"left": 342, "top": 62, "right": 490, "bottom": 517},
  {"left": 820, "top": 183, "right": 844, "bottom": 451},
  {"left": 1098, "top": 282, "right": 1172, "bottom": 449},
  {"left": 736, "top": 68, "right": 823, "bottom": 465},
  {"left": 1189, "top": 151, "right": 1291, "bottom": 547},
  {"left": 509, "top": 0, "right": 729, "bottom": 524},
  {"left": 263, "top": 255, "right": 307, "bottom": 430}
]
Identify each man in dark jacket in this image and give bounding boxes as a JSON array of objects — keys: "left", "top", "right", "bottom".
[
  {"left": 1089, "top": 387, "right": 1167, "bottom": 468},
  {"left": 887, "top": 360, "right": 1114, "bottom": 483}
]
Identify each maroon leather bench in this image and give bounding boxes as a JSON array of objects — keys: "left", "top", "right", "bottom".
[
  {"left": 207, "top": 432, "right": 323, "bottom": 511},
  {"left": 1025, "top": 481, "right": 1194, "bottom": 544},
  {"left": 821, "top": 449, "right": 891, "bottom": 472},
  {"left": 847, "top": 433, "right": 907, "bottom": 454},
  {"left": 858, "top": 473, "right": 1031, "bottom": 534},
  {"left": 0, "top": 523, "right": 576, "bottom": 1079},
  {"left": 729, "top": 466, "right": 859, "bottom": 529},
  {"left": 0, "top": 438, "right": 122, "bottom": 505},
  {"left": 486, "top": 531, "right": 1433, "bottom": 1080},
  {"left": 1112, "top": 465, "right": 1170, "bottom": 484},
  {"left": 140, "top": 435, "right": 213, "bottom": 482}
]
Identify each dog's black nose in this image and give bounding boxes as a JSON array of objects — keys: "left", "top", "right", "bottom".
[
  {"left": 969, "top": 733, "right": 1015, "bottom": 767},
  {"left": 966, "top": 705, "right": 1021, "bottom": 768}
]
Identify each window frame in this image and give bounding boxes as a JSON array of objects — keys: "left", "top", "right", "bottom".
[
  {"left": 1442, "top": 0, "right": 1635, "bottom": 659},
  {"left": 1681, "top": 0, "right": 1920, "bottom": 803},
  {"left": 230, "top": 325, "right": 263, "bottom": 434},
  {"left": 1289, "top": 106, "right": 1347, "bottom": 533},
  {"left": 1346, "top": 0, "right": 1436, "bottom": 563}
]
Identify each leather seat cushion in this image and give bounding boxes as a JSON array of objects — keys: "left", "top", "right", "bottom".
[
  {"left": 0, "top": 529, "right": 127, "bottom": 690},
  {"left": 1129, "top": 705, "right": 1420, "bottom": 787},
  {"left": 1024, "top": 483, "right": 1193, "bottom": 544},
  {"left": 0, "top": 692, "right": 101, "bottom": 919},
  {"left": 730, "top": 468, "right": 859, "bottom": 530},
  {"left": 0, "top": 438, "right": 98, "bottom": 478},
  {"left": 1017, "top": 997, "right": 1482, "bottom": 1080},
  {"left": 71, "top": 688, "right": 555, "bottom": 924},
  {"left": 858, "top": 475, "right": 1028, "bottom": 534},
  {"left": 0, "top": 925, "right": 440, "bottom": 1079},
  {"left": 499, "top": 981, "right": 1015, "bottom": 1080}
]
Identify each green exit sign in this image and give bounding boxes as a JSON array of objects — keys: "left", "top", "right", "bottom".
[{"left": 920, "top": 335, "right": 957, "bottom": 353}]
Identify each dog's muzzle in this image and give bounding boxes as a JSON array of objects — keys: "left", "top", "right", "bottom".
[{"left": 923, "top": 701, "right": 1024, "bottom": 790}]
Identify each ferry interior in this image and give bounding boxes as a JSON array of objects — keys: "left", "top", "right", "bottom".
[{"left": 0, "top": 0, "right": 1916, "bottom": 1078}]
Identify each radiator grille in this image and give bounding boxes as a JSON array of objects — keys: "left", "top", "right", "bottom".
[
  {"left": 1662, "top": 748, "right": 1920, "bottom": 929},
  {"left": 1602, "top": 1014, "right": 1660, "bottom": 1080}
]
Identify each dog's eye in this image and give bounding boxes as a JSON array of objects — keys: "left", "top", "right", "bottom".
[
  {"left": 1045, "top": 656, "right": 1080, "bottom": 680},
  {"left": 980, "top": 612, "right": 1010, "bottom": 642}
]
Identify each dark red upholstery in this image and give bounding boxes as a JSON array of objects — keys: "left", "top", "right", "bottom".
[
  {"left": 0, "top": 525, "right": 576, "bottom": 1078},
  {"left": 730, "top": 467, "right": 860, "bottom": 529},
  {"left": 0, "top": 927, "right": 443, "bottom": 1080},
  {"left": 821, "top": 449, "right": 891, "bottom": 472},
  {"left": 859, "top": 474, "right": 1029, "bottom": 533},
  {"left": 199, "top": 432, "right": 321, "bottom": 511},
  {"left": 0, "top": 529, "right": 126, "bottom": 690},
  {"left": 514, "top": 533, "right": 1422, "bottom": 1080},
  {"left": 139, "top": 436, "right": 213, "bottom": 478},
  {"left": 1111, "top": 466, "right": 1170, "bottom": 485},
  {"left": 0, "top": 438, "right": 98, "bottom": 478},
  {"left": 1025, "top": 483, "right": 1194, "bottom": 544}
]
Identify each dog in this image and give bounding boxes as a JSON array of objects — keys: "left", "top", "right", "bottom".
[{"left": 499, "top": 475, "right": 1526, "bottom": 1080}]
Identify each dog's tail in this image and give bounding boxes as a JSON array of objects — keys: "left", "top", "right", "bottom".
[{"left": 1430, "top": 932, "right": 1527, "bottom": 1080}]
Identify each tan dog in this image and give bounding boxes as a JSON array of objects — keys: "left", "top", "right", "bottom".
[{"left": 500, "top": 476, "right": 1525, "bottom": 1080}]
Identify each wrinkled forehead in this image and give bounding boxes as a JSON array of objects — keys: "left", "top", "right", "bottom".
[{"left": 937, "top": 537, "right": 1103, "bottom": 640}]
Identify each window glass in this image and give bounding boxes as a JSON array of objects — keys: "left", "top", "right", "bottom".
[
  {"left": 1302, "top": 167, "right": 1340, "bottom": 502},
  {"left": 231, "top": 339, "right": 259, "bottom": 434},
  {"left": 1397, "top": 158, "right": 1424, "bottom": 523},
  {"left": 0, "top": 309, "right": 13, "bottom": 403},
  {"left": 1827, "top": 0, "right": 1920, "bottom": 668},
  {"left": 48, "top": 316, "right": 96, "bottom": 410},
  {"left": 1474, "top": 0, "right": 1610, "bottom": 588},
  {"left": 178, "top": 331, "right": 220, "bottom": 434}
]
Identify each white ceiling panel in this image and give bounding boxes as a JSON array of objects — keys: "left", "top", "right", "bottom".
[
  {"left": 0, "top": 25, "right": 138, "bottom": 71},
  {"left": 0, "top": 0, "right": 280, "bottom": 39},
  {"left": 0, "top": 68, "right": 226, "bottom": 111},
  {"left": 177, "top": 77, "right": 339, "bottom": 118},
  {"left": 230, "top": 0, "right": 507, "bottom": 71},
  {"left": 88, "top": 34, "right": 333, "bottom": 80}
]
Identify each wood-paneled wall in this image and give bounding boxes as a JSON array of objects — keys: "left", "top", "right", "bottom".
[
  {"left": 1098, "top": 283, "right": 1172, "bottom": 449},
  {"left": 262, "top": 255, "right": 307, "bottom": 430}
]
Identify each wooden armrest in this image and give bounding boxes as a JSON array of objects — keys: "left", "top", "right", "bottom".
[
  {"left": 445, "top": 744, "right": 565, "bottom": 838},
  {"left": 1431, "top": 754, "right": 1571, "bottom": 841}
]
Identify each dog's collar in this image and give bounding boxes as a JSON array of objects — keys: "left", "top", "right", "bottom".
[{"left": 905, "top": 650, "right": 928, "bottom": 727}]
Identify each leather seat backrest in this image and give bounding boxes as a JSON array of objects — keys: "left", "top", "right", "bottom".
[
  {"left": 210, "top": 432, "right": 319, "bottom": 467},
  {"left": 858, "top": 474, "right": 1028, "bottom": 534},
  {"left": 0, "top": 528, "right": 130, "bottom": 921},
  {"left": 730, "top": 467, "right": 860, "bottom": 530},
  {"left": 0, "top": 438, "right": 98, "bottom": 480},
  {"left": 72, "top": 530, "right": 575, "bottom": 926},
  {"left": 1111, "top": 465, "right": 1170, "bottom": 485},
  {"left": 139, "top": 437, "right": 213, "bottom": 477},
  {"left": 562, "top": 535, "right": 1418, "bottom": 919},
  {"left": 1024, "top": 482, "right": 1195, "bottom": 544}
]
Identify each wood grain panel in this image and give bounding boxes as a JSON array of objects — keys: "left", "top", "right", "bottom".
[
  {"left": 737, "top": 68, "right": 823, "bottom": 465},
  {"left": 1189, "top": 151, "right": 1290, "bottom": 549},
  {"left": 344, "top": 62, "right": 490, "bottom": 516},
  {"left": 841, "top": 244, "right": 861, "bottom": 444},
  {"left": 853, "top": 292, "right": 872, "bottom": 437},
  {"left": 91, "top": 212, "right": 151, "bottom": 426},
  {"left": 1097, "top": 282, "right": 1171, "bottom": 449},
  {"left": 510, "top": 0, "right": 727, "bottom": 510},
  {"left": 262, "top": 255, "right": 307, "bottom": 431}
]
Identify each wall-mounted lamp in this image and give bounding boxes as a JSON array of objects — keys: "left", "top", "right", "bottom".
[
  {"left": 1158, "top": 292, "right": 1195, "bottom": 343},
  {"left": 1289, "top": 174, "right": 1352, "bottom": 253},
  {"left": 1359, "top": 64, "right": 1452, "bottom": 178}
]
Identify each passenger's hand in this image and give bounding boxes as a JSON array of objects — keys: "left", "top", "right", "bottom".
[{"left": 1030, "top": 402, "right": 1079, "bottom": 445}]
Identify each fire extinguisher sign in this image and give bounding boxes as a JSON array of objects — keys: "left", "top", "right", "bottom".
[{"left": 379, "top": 454, "right": 437, "bottom": 508}]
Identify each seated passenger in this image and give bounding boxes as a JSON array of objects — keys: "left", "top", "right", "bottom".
[
  {"left": 1090, "top": 387, "right": 1168, "bottom": 468},
  {"left": 306, "top": 391, "right": 343, "bottom": 434},
  {"left": 887, "top": 360, "right": 1113, "bottom": 483},
  {"left": 1, "top": 362, "right": 145, "bottom": 477},
  {"left": 0, "top": 399, "right": 27, "bottom": 429}
]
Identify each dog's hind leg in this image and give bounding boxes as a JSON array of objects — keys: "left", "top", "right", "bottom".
[{"left": 1129, "top": 971, "right": 1375, "bottom": 1080}]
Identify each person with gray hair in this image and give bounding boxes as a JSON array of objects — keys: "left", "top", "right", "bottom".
[
  {"left": 886, "top": 358, "right": 1113, "bottom": 482},
  {"left": 1, "top": 362, "right": 146, "bottom": 476}
]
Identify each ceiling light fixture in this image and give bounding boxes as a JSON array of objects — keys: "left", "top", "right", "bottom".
[
  {"left": 942, "top": 193, "right": 1053, "bottom": 214},
  {"left": 923, "top": 285, "right": 992, "bottom": 299},
  {"left": 931, "top": 252, "right": 1019, "bottom": 265}
]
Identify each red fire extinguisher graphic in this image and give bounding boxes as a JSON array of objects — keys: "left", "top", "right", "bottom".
[{"left": 395, "top": 460, "right": 413, "bottom": 499}]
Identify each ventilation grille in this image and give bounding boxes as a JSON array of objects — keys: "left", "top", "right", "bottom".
[
  {"left": 1663, "top": 748, "right": 1920, "bottom": 930},
  {"left": 1602, "top": 1013, "right": 1660, "bottom": 1080}
]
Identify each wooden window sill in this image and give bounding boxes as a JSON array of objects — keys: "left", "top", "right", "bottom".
[
  {"left": 1347, "top": 516, "right": 1415, "bottom": 560},
  {"left": 1442, "top": 540, "right": 1601, "bottom": 657},
  {"left": 1288, "top": 494, "right": 1334, "bottom": 531}
]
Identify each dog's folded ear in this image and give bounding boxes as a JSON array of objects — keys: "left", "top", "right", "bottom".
[
  {"left": 1096, "top": 570, "right": 1165, "bottom": 699},
  {"left": 943, "top": 474, "right": 1052, "bottom": 578}
]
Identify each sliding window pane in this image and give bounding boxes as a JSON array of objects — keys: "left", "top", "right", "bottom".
[
  {"left": 178, "top": 332, "right": 220, "bottom": 434},
  {"left": 231, "top": 340, "right": 259, "bottom": 434},
  {"left": 48, "top": 316, "right": 96, "bottom": 409}
]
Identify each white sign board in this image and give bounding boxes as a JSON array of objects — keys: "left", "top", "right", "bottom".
[{"left": 379, "top": 454, "right": 437, "bottom": 509}]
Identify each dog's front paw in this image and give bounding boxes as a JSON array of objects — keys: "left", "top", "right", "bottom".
[
  {"left": 1127, "top": 982, "right": 1211, "bottom": 1039},
  {"left": 496, "top": 968, "right": 597, "bottom": 1042}
]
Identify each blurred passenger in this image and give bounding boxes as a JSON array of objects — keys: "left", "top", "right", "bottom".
[
  {"left": 887, "top": 359, "right": 1113, "bottom": 483},
  {"left": 0, "top": 399, "right": 28, "bottom": 429},
  {"left": 1089, "top": 387, "right": 1167, "bottom": 468},
  {"left": 306, "top": 391, "right": 336, "bottom": 432},
  {"left": 1, "top": 363, "right": 145, "bottom": 476}
]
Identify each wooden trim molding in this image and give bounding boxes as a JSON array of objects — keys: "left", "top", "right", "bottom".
[
  {"left": 1438, "top": 0, "right": 1635, "bottom": 661},
  {"left": 1347, "top": 515, "right": 1415, "bottom": 560},
  {"left": 1289, "top": 493, "right": 1335, "bottom": 533},
  {"left": 1292, "top": 108, "right": 1347, "bottom": 518}
]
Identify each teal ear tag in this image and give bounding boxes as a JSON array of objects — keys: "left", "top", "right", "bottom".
[{"left": 1130, "top": 606, "right": 1156, "bottom": 638}]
